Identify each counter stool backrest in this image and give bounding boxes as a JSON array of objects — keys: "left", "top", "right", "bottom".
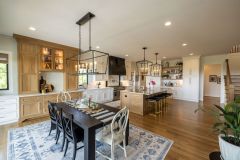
[{"left": 48, "top": 102, "right": 57, "bottom": 121}]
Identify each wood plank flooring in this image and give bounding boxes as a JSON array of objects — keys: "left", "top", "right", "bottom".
[{"left": 0, "top": 97, "right": 219, "bottom": 160}]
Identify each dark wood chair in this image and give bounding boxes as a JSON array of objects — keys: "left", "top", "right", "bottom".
[
  {"left": 62, "top": 111, "right": 84, "bottom": 160},
  {"left": 55, "top": 107, "right": 66, "bottom": 152},
  {"left": 48, "top": 102, "right": 57, "bottom": 136}
]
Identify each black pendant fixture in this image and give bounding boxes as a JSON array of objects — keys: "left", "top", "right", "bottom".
[
  {"left": 136, "top": 47, "right": 153, "bottom": 76},
  {"left": 150, "top": 53, "right": 161, "bottom": 76},
  {"left": 67, "top": 12, "right": 109, "bottom": 75}
]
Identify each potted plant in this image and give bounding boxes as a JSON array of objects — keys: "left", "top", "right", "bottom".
[{"left": 196, "top": 101, "right": 240, "bottom": 160}]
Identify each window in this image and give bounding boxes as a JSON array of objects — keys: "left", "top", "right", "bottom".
[{"left": 0, "top": 53, "right": 9, "bottom": 90}]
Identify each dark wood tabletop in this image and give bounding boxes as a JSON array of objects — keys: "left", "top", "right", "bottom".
[
  {"left": 56, "top": 102, "right": 129, "bottom": 160},
  {"left": 209, "top": 152, "right": 222, "bottom": 160}
]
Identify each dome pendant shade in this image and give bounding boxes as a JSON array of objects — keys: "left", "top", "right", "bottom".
[{"left": 136, "top": 47, "right": 153, "bottom": 76}]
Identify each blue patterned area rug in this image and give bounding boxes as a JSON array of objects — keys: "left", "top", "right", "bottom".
[{"left": 8, "top": 121, "right": 173, "bottom": 160}]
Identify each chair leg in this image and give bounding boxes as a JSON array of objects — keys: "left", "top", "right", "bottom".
[
  {"left": 123, "top": 139, "right": 127, "bottom": 158},
  {"left": 61, "top": 132, "right": 65, "bottom": 152},
  {"left": 73, "top": 142, "right": 77, "bottom": 160},
  {"left": 64, "top": 139, "right": 69, "bottom": 157},
  {"left": 56, "top": 130, "right": 60, "bottom": 144},
  {"left": 111, "top": 143, "right": 115, "bottom": 160}
]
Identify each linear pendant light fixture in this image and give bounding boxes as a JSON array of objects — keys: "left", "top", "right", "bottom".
[
  {"left": 67, "top": 12, "right": 109, "bottom": 75},
  {"left": 150, "top": 53, "right": 161, "bottom": 76},
  {"left": 136, "top": 47, "right": 153, "bottom": 76}
]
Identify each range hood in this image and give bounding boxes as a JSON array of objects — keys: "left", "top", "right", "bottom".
[{"left": 108, "top": 56, "right": 126, "bottom": 75}]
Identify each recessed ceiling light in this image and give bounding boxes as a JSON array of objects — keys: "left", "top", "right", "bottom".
[
  {"left": 96, "top": 46, "right": 100, "bottom": 49},
  {"left": 164, "top": 21, "right": 172, "bottom": 26},
  {"left": 189, "top": 53, "right": 194, "bottom": 56},
  {"left": 28, "top": 26, "right": 36, "bottom": 31},
  {"left": 182, "top": 43, "right": 188, "bottom": 46},
  {"left": 125, "top": 54, "right": 128, "bottom": 57},
  {"left": 162, "top": 56, "right": 167, "bottom": 59}
]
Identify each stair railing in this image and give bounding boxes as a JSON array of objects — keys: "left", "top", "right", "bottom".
[{"left": 225, "top": 59, "right": 235, "bottom": 102}]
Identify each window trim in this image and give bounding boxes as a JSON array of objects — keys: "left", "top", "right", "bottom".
[{"left": 0, "top": 57, "right": 9, "bottom": 90}]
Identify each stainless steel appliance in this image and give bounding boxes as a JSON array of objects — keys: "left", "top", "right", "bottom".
[{"left": 112, "top": 86, "right": 125, "bottom": 101}]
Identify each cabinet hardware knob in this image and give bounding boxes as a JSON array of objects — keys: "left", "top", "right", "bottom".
[{"left": 125, "top": 95, "right": 127, "bottom": 97}]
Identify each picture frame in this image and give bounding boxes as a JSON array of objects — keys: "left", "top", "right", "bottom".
[{"left": 209, "top": 75, "right": 217, "bottom": 82}]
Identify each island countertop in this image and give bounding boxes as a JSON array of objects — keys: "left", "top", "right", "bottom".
[{"left": 121, "top": 88, "right": 167, "bottom": 96}]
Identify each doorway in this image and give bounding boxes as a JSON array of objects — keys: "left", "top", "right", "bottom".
[{"left": 203, "top": 64, "right": 221, "bottom": 102}]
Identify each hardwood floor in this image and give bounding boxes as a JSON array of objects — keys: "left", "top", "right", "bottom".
[{"left": 0, "top": 97, "right": 219, "bottom": 160}]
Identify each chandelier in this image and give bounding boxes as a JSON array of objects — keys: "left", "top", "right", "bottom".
[
  {"left": 67, "top": 12, "right": 109, "bottom": 75},
  {"left": 150, "top": 53, "right": 161, "bottom": 76},
  {"left": 136, "top": 47, "right": 153, "bottom": 76}
]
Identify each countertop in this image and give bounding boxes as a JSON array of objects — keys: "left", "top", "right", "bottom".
[
  {"left": 121, "top": 88, "right": 167, "bottom": 96},
  {"left": 1, "top": 87, "right": 113, "bottom": 98}
]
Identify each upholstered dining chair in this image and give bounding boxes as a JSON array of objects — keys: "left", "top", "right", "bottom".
[
  {"left": 62, "top": 111, "right": 84, "bottom": 160},
  {"left": 96, "top": 107, "right": 129, "bottom": 160},
  {"left": 57, "top": 91, "right": 71, "bottom": 102},
  {"left": 48, "top": 102, "right": 57, "bottom": 136}
]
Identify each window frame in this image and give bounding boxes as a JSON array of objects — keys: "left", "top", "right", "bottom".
[{"left": 0, "top": 54, "right": 9, "bottom": 90}]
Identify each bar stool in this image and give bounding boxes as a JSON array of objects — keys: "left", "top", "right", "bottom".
[
  {"left": 154, "top": 94, "right": 166, "bottom": 114},
  {"left": 147, "top": 97, "right": 160, "bottom": 116}
]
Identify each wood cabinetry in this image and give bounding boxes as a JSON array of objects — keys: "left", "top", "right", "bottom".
[
  {"left": 19, "top": 91, "right": 82, "bottom": 122},
  {"left": 20, "top": 96, "right": 42, "bottom": 122},
  {"left": 120, "top": 91, "right": 144, "bottom": 115},
  {"left": 64, "top": 49, "right": 79, "bottom": 90},
  {"left": 40, "top": 47, "right": 64, "bottom": 72},
  {"left": 42, "top": 94, "right": 58, "bottom": 114},
  {"left": 18, "top": 42, "right": 39, "bottom": 94},
  {"left": 14, "top": 34, "right": 79, "bottom": 93}
]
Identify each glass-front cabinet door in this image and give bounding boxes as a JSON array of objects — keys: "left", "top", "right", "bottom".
[
  {"left": 54, "top": 50, "right": 64, "bottom": 71},
  {"left": 40, "top": 47, "right": 64, "bottom": 71},
  {"left": 41, "top": 47, "right": 53, "bottom": 71}
]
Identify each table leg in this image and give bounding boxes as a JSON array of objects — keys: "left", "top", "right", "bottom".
[{"left": 84, "top": 127, "right": 96, "bottom": 160}]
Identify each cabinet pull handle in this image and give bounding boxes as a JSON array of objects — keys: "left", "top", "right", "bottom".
[
  {"left": 0, "top": 107, "right": 6, "bottom": 110},
  {"left": 0, "top": 116, "right": 4, "bottom": 118}
]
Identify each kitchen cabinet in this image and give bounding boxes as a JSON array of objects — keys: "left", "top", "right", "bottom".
[
  {"left": 120, "top": 91, "right": 144, "bottom": 115},
  {"left": 182, "top": 56, "right": 200, "bottom": 102},
  {"left": 0, "top": 96, "right": 19, "bottom": 125},
  {"left": 19, "top": 91, "right": 82, "bottom": 122},
  {"left": 20, "top": 96, "right": 42, "bottom": 122},
  {"left": 42, "top": 94, "right": 58, "bottom": 115},
  {"left": 83, "top": 88, "right": 113, "bottom": 103},
  {"left": 40, "top": 47, "right": 64, "bottom": 72},
  {"left": 18, "top": 42, "right": 39, "bottom": 94},
  {"left": 65, "top": 49, "right": 79, "bottom": 90}
]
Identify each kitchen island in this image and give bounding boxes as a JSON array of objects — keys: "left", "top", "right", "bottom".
[{"left": 120, "top": 88, "right": 167, "bottom": 115}]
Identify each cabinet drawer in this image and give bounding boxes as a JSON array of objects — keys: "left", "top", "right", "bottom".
[{"left": 20, "top": 96, "right": 41, "bottom": 102}]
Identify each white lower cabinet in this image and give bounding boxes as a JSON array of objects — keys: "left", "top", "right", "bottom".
[
  {"left": 0, "top": 96, "right": 19, "bottom": 125},
  {"left": 83, "top": 87, "right": 113, "bottom": 103}
]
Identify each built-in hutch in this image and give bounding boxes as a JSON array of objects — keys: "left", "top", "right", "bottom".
[{"left": 13, "top": 34, "right": 82, "bottom": 122}]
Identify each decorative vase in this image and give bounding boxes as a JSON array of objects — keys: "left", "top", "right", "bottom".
[{"left": 219, "top": 135, "right": 240, "bottom": 160}]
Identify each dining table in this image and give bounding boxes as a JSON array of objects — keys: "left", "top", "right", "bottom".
[{"left": 56, "top": 102, "right": 129, "bottom": 160}]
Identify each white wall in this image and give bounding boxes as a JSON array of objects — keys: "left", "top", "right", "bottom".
[
  {"left": 41, "top": 72, "right": 64, "bottom": 92},
  {"left": 204, "top": 64, "right": 221, "bottom": 97},
  {"left": 0, "top": 35, "right": 18, "bottom": 95},
  {"left": 199, "top": 54, "right": 227, "bottom": 103}
]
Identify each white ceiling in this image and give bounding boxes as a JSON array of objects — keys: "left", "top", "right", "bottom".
[{"left": 0, "top": 0, "right": 240, "bottom": 61}]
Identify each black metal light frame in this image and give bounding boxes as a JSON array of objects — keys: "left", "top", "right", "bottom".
[
  {"left": 150, "top": 53, "right": 161, "bottom": 76},
  {"left": 67, "top": 12, "right": 109, "bottom": 75},
  {"left": 136, "top": 47, "right": 153, "bottom": 76}
]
